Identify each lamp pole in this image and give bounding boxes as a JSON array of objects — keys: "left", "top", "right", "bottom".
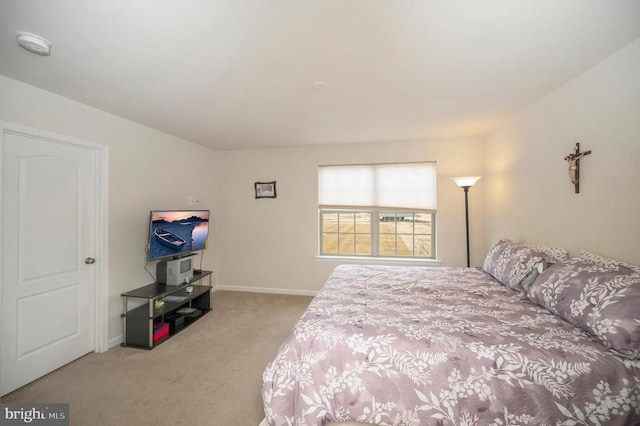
[
  {"left": 462, "top": 186, "right": 471, "bottom": 267},
  {"left": 451, "top": 177, "right": 481, "bottom": 268}
]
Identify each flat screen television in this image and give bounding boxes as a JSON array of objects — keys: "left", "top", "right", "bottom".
[{"left": 147, "top": 210, "right": 210, "bottom": 262}]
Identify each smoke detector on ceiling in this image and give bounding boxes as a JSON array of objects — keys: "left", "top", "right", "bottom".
[
  {"left": 17, "top": 31, "right": 51, "bottom": 56},
  {"left": 312, "top": 81, "right": 329, "bottom": 91}
]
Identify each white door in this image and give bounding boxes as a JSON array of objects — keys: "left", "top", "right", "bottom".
[{"left": 1, "top": 127, "right": 97, "bottom": 395}]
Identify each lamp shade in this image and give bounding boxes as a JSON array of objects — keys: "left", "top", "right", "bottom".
[{"left": 451, "top": 176, "right": 481, "bottom": 188}]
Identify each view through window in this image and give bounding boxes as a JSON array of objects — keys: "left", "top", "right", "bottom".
[{"left": 318, "top": 162, "right": 436, "bottom": 259}]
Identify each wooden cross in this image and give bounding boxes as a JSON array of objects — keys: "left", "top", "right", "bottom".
[{"left": 564, "top": 142, "right": 591, "bottom": 193}]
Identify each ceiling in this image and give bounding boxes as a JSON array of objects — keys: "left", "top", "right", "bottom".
[{"left": 1, "top": 1, "right": 639, "bottom": 150}]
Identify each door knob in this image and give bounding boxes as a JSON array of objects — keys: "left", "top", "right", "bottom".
[{"left": 85, "top": 257, "right": 96, "bottom": 264}]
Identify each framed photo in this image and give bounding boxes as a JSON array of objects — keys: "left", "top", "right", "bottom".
[{"left": 255, "top": 181, "right": 277, "bottom": 199}]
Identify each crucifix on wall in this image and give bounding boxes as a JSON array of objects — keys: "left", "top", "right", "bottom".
[{"left": 564, "top": 142, "right": 591, "bottom": 194}]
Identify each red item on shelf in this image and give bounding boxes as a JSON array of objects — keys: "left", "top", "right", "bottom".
[{"left": 153, "top": 322, "right": 169, "bottom": 342}]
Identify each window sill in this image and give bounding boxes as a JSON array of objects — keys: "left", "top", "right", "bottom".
[{"left": 315, "top": 255, "right": 443, "bottom": 267}]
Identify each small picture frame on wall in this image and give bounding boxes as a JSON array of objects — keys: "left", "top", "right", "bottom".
[{"left": 255, "top": 181, "right": 277, "bottom": 199}]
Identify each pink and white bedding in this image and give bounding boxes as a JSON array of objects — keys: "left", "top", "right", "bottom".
[{"left": 262, "top": 264, "right": 640, "bottom": 425}]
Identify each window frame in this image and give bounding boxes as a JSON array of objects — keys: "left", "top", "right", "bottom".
[{"left": 319, "top": 207, "right": 436, "bottom": 259}]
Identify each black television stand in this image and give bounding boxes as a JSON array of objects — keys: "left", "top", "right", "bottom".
[{"left": 120, "top": 270, "right": 212, "bottom": 349}]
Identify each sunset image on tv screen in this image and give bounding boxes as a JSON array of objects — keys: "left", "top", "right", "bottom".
[{"left": 148, "top": 210, "right": 209, "bottom": 261}]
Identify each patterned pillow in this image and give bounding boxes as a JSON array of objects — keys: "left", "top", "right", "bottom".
[
  {"left": 483, "top": 238, "right": 550, "bottom": 291},
  {"left": 527, "top": 257, "right": 640, "bottom": 360},
  {"left": 579, "top": 249, "right": 640, "bottom": 275}
]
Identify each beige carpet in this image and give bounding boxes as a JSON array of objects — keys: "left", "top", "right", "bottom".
[{"left": 1, "top": 291, "right": 312, "bottom": 426}]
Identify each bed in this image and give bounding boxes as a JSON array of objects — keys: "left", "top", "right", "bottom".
[{"left": 262, "top": 239, "right": 640, "bottom": 425}]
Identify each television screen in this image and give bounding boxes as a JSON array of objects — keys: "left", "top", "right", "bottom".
[{"left": 148, "top": 210, "right": 210, "bottom": 261}]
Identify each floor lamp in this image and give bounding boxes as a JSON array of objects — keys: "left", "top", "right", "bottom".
[{"left": 451, "top": 177, "right": 481, "bottom": 267}]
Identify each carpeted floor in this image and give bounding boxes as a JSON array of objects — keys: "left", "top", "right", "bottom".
[{"left": 1, "top": 291, "right": 312, "bottom": 426}]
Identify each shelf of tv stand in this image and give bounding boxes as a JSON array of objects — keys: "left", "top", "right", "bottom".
[{"left": 121, "top": 270, "right": 212, "bottom": 349}]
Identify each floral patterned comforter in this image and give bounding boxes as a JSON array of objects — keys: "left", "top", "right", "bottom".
[{"left": 262, "top": 265, "right": 640, "bottom": 425}]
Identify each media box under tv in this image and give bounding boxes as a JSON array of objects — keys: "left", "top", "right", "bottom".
[
  {"left": 165, "top": 313, "right": 185, "bottom": 333},
  {"left": 157, "top": 257, "right": 194, "bottom": 285}
]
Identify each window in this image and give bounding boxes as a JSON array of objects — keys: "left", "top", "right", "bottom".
[
  {"left": 318, "top": 162, "right": 436, "bottom": 259},
  {"left": 378, "top": 211, "right": 433, "bottom": 257},
  {"left": 320, "top": 210, "right": 371, "bottom": 255}
]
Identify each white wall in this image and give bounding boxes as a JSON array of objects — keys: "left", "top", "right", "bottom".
[
  {"left": 0, "top": 75, "right": 219, "bottom": 343},
  {"left": 484, "top": 38, "right": 640, "bottom": 265},
  {"left": 216, "top": 138, "right": 484, "bottom": 293}
]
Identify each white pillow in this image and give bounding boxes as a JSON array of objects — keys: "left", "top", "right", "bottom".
[
  {"left": 579, "top": 250, "right": 640, "bottom": 275},
  {"left": 523, "top": 243, "right": 568, "bottom": 262}
]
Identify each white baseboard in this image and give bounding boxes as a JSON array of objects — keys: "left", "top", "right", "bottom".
[
  {"left": 213, "top": 285, "right": 317, "bottom": 297},
  {"left": 108, "top": 335, "right": 123, "bottom": 349}
]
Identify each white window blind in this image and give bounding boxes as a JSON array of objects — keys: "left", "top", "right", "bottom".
[{"left": 318, "top": 162, "right": 436, "bottom": 211}]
